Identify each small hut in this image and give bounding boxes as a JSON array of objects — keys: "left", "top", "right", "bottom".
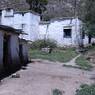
[{"left": 0, "top": 25, "right": 28, "bottom": 77}]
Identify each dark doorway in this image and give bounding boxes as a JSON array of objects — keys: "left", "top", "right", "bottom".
[
  {"left": 19, "top": 44, "right": 24, "bottom": 65},
  {"left": 0, "top": 10, "right": 2, "bottom": 24},
  {"left": 3, "top": 34, "right": 11, "bottom": 72}
]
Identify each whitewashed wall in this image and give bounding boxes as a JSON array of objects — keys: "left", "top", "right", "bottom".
[
  {"left": 1, "top": 9, "right": 92, "bottom": 47},
  {"left": 39, "top": 18, "right": 89, "bottom": 47},
  {"left": 1, "top": 9, "right": 14, "bottom": 27},
  {"left": 1, "top": 9, "right": 40, "bottom": 41}
]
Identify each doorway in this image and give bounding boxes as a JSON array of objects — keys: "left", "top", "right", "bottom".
[
  {"left": 19, "top": 44, "right": 23, "bottom": 64},
  {"left": 3, "top": 34, "right": 11, "bottom": 72}
]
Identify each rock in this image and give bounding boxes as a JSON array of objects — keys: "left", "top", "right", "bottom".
[
  {"left": 21, "top": 66, "right": 27, "bottom": 70},
  {"left": 41, "top": 48, "right": 50, "bottom": 53},
  {"left": 86, "top": 56, "right": 91, "bottom": 61},
  {"left": 90, "top": 74, "right": 95, "bottom": 80}
]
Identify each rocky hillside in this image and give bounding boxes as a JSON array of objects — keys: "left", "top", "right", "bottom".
[
  {"left": 0, "top": 0, "right": 83, "bottom": 20},
  {"left": 0, "top": 0, "right": 29, "bottom": 11},
  {"left": 42, "top": 0, "right": 75, "bottom": 20},
  {"left": 42, "top": 0, "right": 84, "bottom": 20}
]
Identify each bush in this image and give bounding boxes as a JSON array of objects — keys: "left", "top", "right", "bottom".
[
  {"left": 76, "top": 84, "right": 95, "bottom": 95},
  {"left": 53, "top": 89, "right": 62, "bottom": 95},
  {"left": 75, "top": 55, "right": 93, "bottom": 70},
  {"left": 31, "top": 39, "right": 57, "bottom": 49}
]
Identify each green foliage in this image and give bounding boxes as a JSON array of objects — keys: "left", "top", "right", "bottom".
[
  {"left": 82, "top": 0, "right": 95, "bottom": 39},
  {"left": 29, "top": 48, "right": 78, "bottom": 62},
  {"left": 83, "top": 23, "right": 95, "bottom": 37},
  {"left": 53, "top": 89, "right": 62, "bottom": 95},
  {"left": 31, "top": 39, "right": 57, "bottom": 49},
  {"left": 76, "top": 55, "right": 93, "bottom": 70},
  {"left": 26, "top": 0, "right": 48, "bottom": 14},
  {"left": 83, "top": 0, "right": 95, "bottom": 24},
  {"left": 76, "top": 84, "right": 95, "bottom": 95}
]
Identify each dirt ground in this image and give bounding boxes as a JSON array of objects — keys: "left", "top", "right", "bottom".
[{"left": 0, "top": 60, "right": 95, "bottom": 95}]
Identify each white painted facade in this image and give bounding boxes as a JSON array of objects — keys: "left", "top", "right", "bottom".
[
  {"left": 0, "top": 9, "right": 94, "bottom": 47},
  {"left": 39, "top": 18, "right": 89, "bottom": 47},
  {"left": 1, "top": 9, "right": 40, "bottom": 41}
]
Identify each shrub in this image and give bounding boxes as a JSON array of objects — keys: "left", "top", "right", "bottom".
[
  {"left": 75, "top": 55, "right": 93, "bottom": 70},
  {"left": 76, "top": 84, "right": 95, "bottom": 95},
  {"left": 53, "top": 89, "right": 62, "bottom": 95},
  {"left": 31, "top": 39, "right": 57, "bottom": 49}
]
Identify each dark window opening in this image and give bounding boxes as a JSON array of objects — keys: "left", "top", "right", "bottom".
[{"left": 64, "top": 28, "right": 72, "bottom": 38}]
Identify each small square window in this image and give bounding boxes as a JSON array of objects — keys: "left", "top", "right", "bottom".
[{"left": 64, "top": 28, "right": 72, "bottom": 38}]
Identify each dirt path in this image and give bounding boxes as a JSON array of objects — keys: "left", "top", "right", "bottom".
[{"left": 0, "top": 60, "right": 95, "bottom": 95}]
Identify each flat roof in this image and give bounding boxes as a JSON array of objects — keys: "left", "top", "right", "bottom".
[
  {"left": 51, "top": 17, "right": 75, "bottom": 21},
  {"left": 39, "top": 21, "right": 50, "bottom": 25},
  {"left": 14, "top": 10, "right": 40, "bottom": 16},
  {"left": 40, "top": 17, "right": 79, "bottom": 25},
  {"left": 1, "top": 8, "right": 40, "bottom": 16}
]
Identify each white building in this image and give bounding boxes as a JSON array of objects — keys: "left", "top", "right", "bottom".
[
  {"left": 39, "top": 17, "right": 89, "bottom": 47},
  {"left": 1, "top": 8, "right": 40, "bottom": 41},
  {"left": 0, "top": 8, "right": 94, "bottom": 47}
]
